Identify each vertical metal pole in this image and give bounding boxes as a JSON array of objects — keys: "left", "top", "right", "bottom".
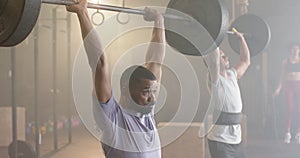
[
  {"left": 52, "top": 8, "right": 58, "bottom": 151},
  {"left": 262, "top": 51, "right": 269, "bottom": 127},
  {"left": 33, "top": 24, "right": 40, "bottom": 158},
  {"left": 66, "top": 13, "right": 72, "bottom": 144},
  {"left": 230, "top": 0, "right": 236, "bottom": 24},
  {"left": 11, "top": 47, "right": 17, "bottom": 158}
]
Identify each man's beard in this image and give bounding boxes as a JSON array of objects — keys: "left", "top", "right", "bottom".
[{"left": 126, "top": 97, "right": 156, "bottom": 115}]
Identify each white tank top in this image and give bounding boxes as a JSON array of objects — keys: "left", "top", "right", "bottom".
[{"left": 207, "top": 68, "right": 243, "bottom": 144}]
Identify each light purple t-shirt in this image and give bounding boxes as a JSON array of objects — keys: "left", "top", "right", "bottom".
[{"left": 92, "top": 93, "right": 161, "bottom": 158}]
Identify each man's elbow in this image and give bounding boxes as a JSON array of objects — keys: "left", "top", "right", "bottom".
[
  {"left": 246, "top": 60, "right": 250, "bottom": 67},
  {"left": 241, "top": 57, "right": 250, "bottom": 67}
]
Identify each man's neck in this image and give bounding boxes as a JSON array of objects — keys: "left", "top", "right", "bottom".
[{"left": 220, "top": 68, "right": 228, "bottom": 78}]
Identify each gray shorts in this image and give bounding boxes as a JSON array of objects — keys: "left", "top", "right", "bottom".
[{"left": 208, "top": 139, "right": 245, "bottom": 158}]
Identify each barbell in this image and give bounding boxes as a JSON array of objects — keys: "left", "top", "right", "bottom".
[
  {"left": 0, "top": 0, "right": 271, "bottom": 56},
  {"left": 165, "top": 0, "right": 271, "bottom": 56}
]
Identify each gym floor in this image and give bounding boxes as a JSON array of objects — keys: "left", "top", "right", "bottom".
[
  {"left": 55, "top": 127, "right": 300, "bottom": 158},
  {"left": 50, "top": 125, "right": 300, "bottom": 158},
  {"left": 1, "top": 124, "right": 300, "bottom": 158}
]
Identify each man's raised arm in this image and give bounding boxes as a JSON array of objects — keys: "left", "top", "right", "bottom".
[
  {"left": 144, "top": 7, "right": 166, "bottom": 84},
  {"left": 66, "top": 0, "right": 111, "bottom": 103}
]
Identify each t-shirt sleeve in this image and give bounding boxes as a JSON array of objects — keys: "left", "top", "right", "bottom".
[
  {"left": 92, "top": 91, "right": 117, "bottom": 130},
  {"left": 229, "top": 68, "right": 238, "bottom": 79},
  {"left": 212, "top": 79, "right": 220, "bottom": 86},
  {"left": 93, "top": 91, "right": 117, "bottom": 114}
]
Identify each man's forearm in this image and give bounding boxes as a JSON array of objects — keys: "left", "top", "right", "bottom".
[
  {"left": 145, "top": 17, "right": 165, "bottom": 64},
  {"left": 77, "top": 9, "right": 93, "bottom": 39},
  {"left": 77, "top": 9, "right": 104, "bottom": 71},
  {"left": 239, "top": 36, "right": 250, "bottom": 65},
  {"left": 206, "top": 48, "right": 220, "bottom": 83},
  {"left": 153, "top": 16, "right": 165, "bottom": 44}
]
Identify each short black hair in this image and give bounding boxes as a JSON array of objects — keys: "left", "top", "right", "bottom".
[{"left": 120, "top": 65, "right": 156, "bottom": 90}]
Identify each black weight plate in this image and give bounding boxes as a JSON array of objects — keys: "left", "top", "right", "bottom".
[
  {"left": 165, "top": 0, "right": 229, "bottom": 56},
  {"left": 0, "top": 0, "right": 24, "bottom": 45},
  {"left": 0, "top": 0, "right": 41, "bottom": 47},
  {"left": 8, "top": 140, "right": 36, "bottom": 158},
  {"left": 228, "top": 14, "right": 271, "bottom": 56}
]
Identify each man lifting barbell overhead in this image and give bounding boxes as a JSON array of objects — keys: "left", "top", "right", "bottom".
[
  {"left": 66, "top": 0, "right": 165, "bottom": 157},
  {"left": 1, "top": 0, "right": 270, "bottom": 57},
  {"left": 203, "top": 28, "right": 250, "bottom": 158},
  {"left": 1, "top": 0, "right": 272, "bottom": 157}
]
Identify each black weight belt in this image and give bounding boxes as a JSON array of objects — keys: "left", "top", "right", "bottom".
[{"left": 213, "top": 111, "right": 242, "bottom": 125}]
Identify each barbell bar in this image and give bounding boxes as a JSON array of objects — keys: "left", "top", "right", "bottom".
[
  {"left": 0, "top": 0, "right": 189, "bottom": 47},
  {"left": 42, "top": 0, "right": 189, "bottom": 21},
  {"left": 0, "top": 0, "right": 270, "bottom": 57}
]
